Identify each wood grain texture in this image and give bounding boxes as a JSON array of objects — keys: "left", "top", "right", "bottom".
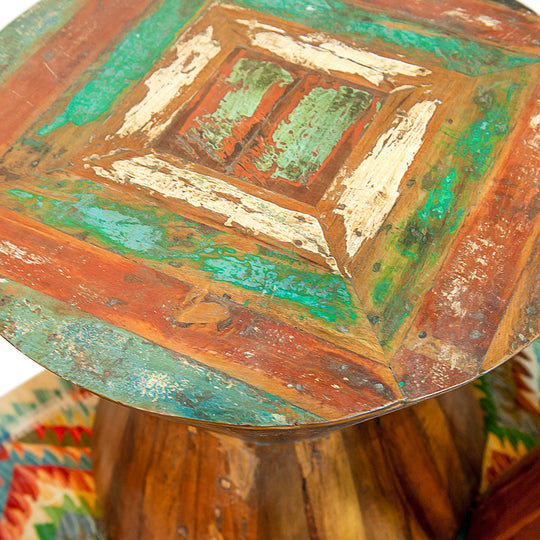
[
  {"left": 92, "top": 384, "right": 485, "bottom": 540},
  {"left": 468, "top": 442, "right": 540, "bottom": 540},
  {"left": 0, "top": 0, "right": 538, "bottom": 426},
  {"left": 0, "top": 209, "right": 400, "bottom": 422},
  {"left": 357, "top": 0, "right": 540, "bottom": 52},
  {"left": 0, "top": 0, "right": 154, "bottom": 155}
]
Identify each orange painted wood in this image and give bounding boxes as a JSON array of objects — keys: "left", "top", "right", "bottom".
[
  {"left": 391, "top": 77, "right": 540, "bottom": 399},
  {"left": 92, "top": 384, "right": 485, "bottom": 540},
  {"left": 0, "top": 0, "right": 153, "bottom": 154},
  {"left": 0, "top": 0, "right": 538, "bottom": 427},
  {"left": 0, "top": 2, "right": 537, "bottom": 537},
  {"left": 0, "top": 206, "right": 399, "bottom": 419}
]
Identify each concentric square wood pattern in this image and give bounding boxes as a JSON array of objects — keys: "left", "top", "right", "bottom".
[{"left": 0, "top": 0, "right": 538, "bottom": 426}]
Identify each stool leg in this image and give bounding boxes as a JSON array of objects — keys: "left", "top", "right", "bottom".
[{"left": 92, "top": 385, "right": 485, "bottom": 540}]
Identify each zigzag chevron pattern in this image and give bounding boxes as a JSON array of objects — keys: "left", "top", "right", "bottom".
[
  {"left": 0, "top": 371, "right": 102, "bottom": 540},
  {"left": 474, "top": 339, "right": 540, "bottom": 493}
]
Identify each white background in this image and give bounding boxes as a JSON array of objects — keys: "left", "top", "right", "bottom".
[{"left": 0, "top": 0, "right": 539, "bottom": 395}]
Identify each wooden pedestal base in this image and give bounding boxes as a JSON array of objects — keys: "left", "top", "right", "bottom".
[{"left": 92, "top": 386, "right": 485, "bottom": 540}]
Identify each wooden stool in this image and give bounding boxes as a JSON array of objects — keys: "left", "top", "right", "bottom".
[
  {"left": 92, "top": 385, "right": 485, "bottom": 539},
  {"left": 0, "top": 0, "right": 538, "bottom": 538}
]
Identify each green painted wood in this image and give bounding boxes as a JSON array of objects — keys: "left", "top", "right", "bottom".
[
  {"left": 0, "top": 0, "right": 537, "bottom": 426},
  {"left": 0, "top": 276, "right": 323, "bottom": 425},
  {"left": 360, "top": 74, "right": 531, "bottom": 347}
]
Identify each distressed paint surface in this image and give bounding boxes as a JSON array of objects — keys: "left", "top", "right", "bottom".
[
  {"left": 0, "top": 0, "right": 537, "bottom": 426},
  {"left": 0, "top": 207, "right": 401, "bottom": 419},
  {"left": 38, "top": 0, "right": 204, "bottom": 135},
  {"left": 0, "top": 0, "right": 81, "bottom": 85},
  {"left": 247, "top": 26, "right": 430, "bottom": 87},
  {"left": 0, "top": 277, "right": 321, "bottom": 425},
  {"left": 90, "top": 153, "right": 340, "bottom": 272},
  {"left": 0, "top": 0, "right": 154, "bottom": 153},
  {"left": 330, "top": 100, "right": 439, "bottom": 263},
  {"left": 391, "top": 82, "right": 540, "bottom": 397},
  {"left": 237, "top": 82, "right": 374, "bottom": 186},
  {"left": 116, "top": 26, "right": 222, "bottom": 140},
  {"left": 0, "top": 177, "right": 360, "bottom": 327},
  {"left": 168, "top": 51, "right": 296, "bottom": 163},
  {"left": 360, "top": 77, "right": 529, "bottom": 348},
  {"left": 29, "top": 0, "right": 539, "bottom": 143},
  {"left": 234, "top": 0, "right": 539, "bottom": 75},
  {"left": 358, "top": 0, "right": 540, "bottom": 51}
]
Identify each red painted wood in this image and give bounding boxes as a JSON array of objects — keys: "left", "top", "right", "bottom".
[
  {"left": 392, "top": 82, "right": 540, "bottom": 398},
  {"left": 0, "top": 0, "right": 153, "bottom": 154},
  {"left": 0, "top": 207, "right": 401, "bottom": 419},
  {"left": 413, "top": 82, "right": 540, "bottom": 358}
]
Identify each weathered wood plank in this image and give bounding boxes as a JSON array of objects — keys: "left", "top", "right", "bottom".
[
  {"left": 352, "top": 67, "right": 536, "bottom": 352},
  {"left": 0, "top": 0, "right": 208, "bottom": 177},
  {"left": 92, "top": 383, "right": 484, "bottom": 539},
  {"left": 0, "top": 0, "right": 82, "bottom": 86},
  {"left": 232, "top": 73, "right": 381, "bottom": 206},
  {"left": 230, "top": 0, "right": 539, "bottom": 75},
  {"left": 156, "top": 47, "right": 301, "bottom": 168},
  {"left": 0, "top": 208, "right": 402, "bottom": 419},
  {"left": 357, "top": 0, "right": 540, "bottom": 53},
  {"left": 482, "top": 241, "right": 540, "bottom": 372},
  {"left": 0, "top": 173, "right": 386, "bottom": 362},
  {"left": 87, "top": 151, "right": 342, "bottom": 273},
  {"left": 320, "top": 88, "right": 444, "bottom": 275},
  {"left": 0, "top": 277, "right": 323, "bottom": 426},
  {"left": 391, "top": 79, "right": 540, "bottom": 398},
  {"left": 0, "top": 0, "right": 154, "bottom": 155}
]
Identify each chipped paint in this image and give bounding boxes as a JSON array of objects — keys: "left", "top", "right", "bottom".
[
  {"left": 0, "top": 277, "right": 321, "bottom": 425},
  {"left": 116, "top": 27, "right": 221, "bottom": 139},
  {"left": 37, "top": 0, "right": 203, "bottom": 135},
  {"left": 171, "top": 52, "right": 295, "bottom": 162},
  {"left": 528, "top": 107, "right": 540, "bottom": 149},
  {"left": 248, "top": 27, "right": 430, "bottom": 87},
  {"left": 443, "top": 9, "right": 503, "bottom": 30},
  {"left": 367, "top": 78, "right": 527, "bottom": 347},
  {"left": 245, "top": 84, "right": 374, "bottom": 184},
  {"left": 0, "top": 240, "right": 51, "bottom": 266},
  {"left": 90, "top": 154, "right": 340, "bottom": 273},
  {"left": 234, "top": 0, "right": 537, "bottom": 75},
  {"left": 332, "top": 100, "right": 439, "bottom": 260},
  {"left": 3, "top": 182, "right": 359, "bottom": 326}
]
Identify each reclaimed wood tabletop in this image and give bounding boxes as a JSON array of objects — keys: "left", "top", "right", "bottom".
[{"left": 0, "top": 0, "right": 538, "bottom": 429}]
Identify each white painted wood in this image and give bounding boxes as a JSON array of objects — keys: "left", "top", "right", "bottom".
[
  {"left": 245, "top": 24, "right": 430, "bottom": 87},
  {"left": 90, "top": 153, "right": 341, "bottom": 273},
  {"left": 116, "top": 27, "right": 221, "bottom": 139},
  {"left": 329, "top": 100, "right": 439, "bottom": 265}
]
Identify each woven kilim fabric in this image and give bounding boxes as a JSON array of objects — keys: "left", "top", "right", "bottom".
[
  {"left": 0, "top": 341, "right": 538, "bottom": 539},
  {"left": 474, "top": 339, "right": 540, "bottom": 493},
  {"left": 0, "top": 372, "right": 103, "bottom": 540}
]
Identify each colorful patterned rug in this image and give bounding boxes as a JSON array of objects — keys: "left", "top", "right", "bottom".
[
  {"left": 0, "top": 340, "right": 538, "bottom": 539},
  {"left": 0, "top": 374, "right": 103, "bottom": 540},
  {"left": 474, "top": 339, "right": 540, "bottom": 493}
]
